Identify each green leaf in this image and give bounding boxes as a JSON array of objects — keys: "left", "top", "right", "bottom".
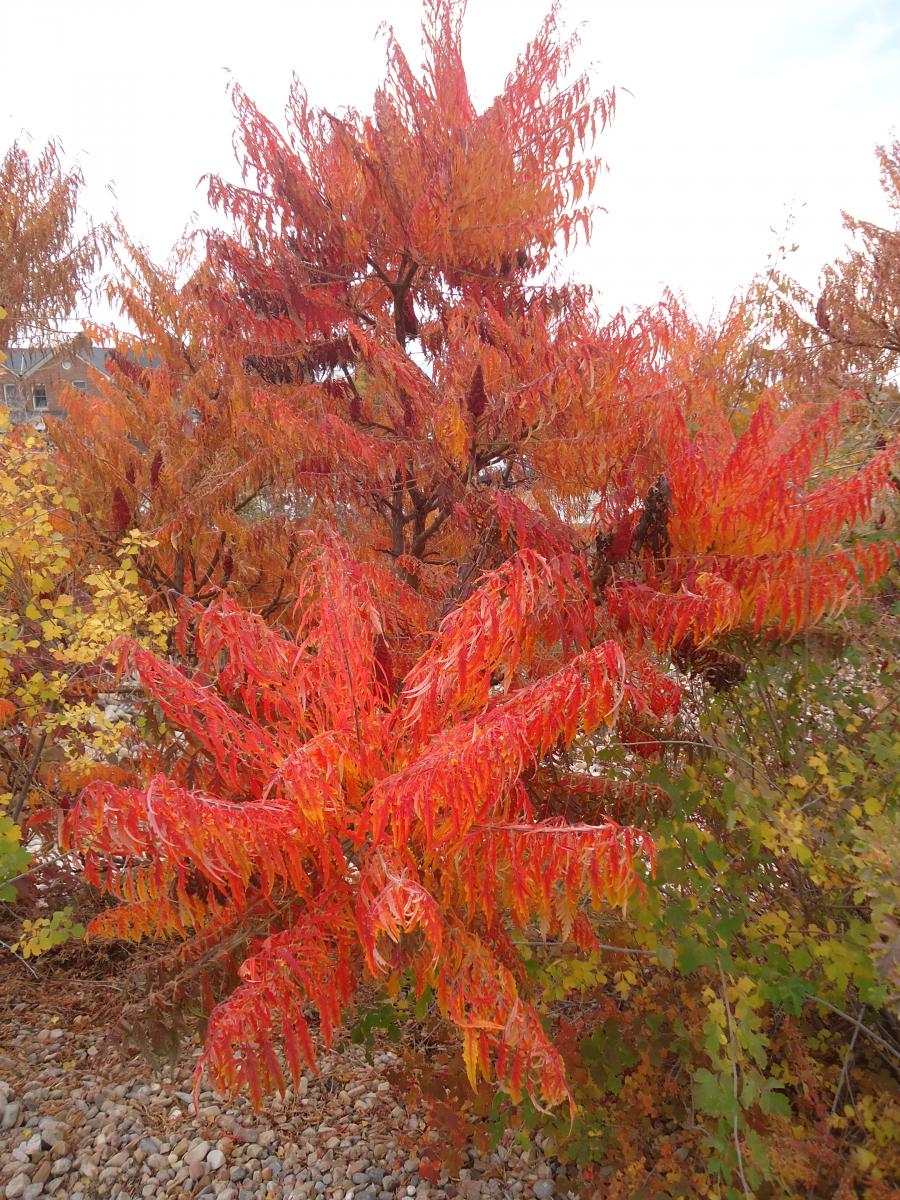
[
  {"left": 694, "top": 1068, "right": 739, "bottom": 1119},
  {"left": 656, "top": 944, "right": 675, "bottom": 970},
  {"left": 676, "top": 938, "right": 716, "bottom": 974},
  {"left": 758, "top": 1078, "right": 790, "bottom": 1117}
]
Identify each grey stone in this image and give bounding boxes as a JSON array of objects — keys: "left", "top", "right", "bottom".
[
  {"left": 185, "top": 1140, "right": 212, "bottom": 1166},
  {"left": 2, "top": 1101, "right": 22, "bottom": 1129},
  {"left": 4, "top": 1177, "right": 29, "bottom": 1200},
  {"left": 532, "top": 1183, "right": 555, "bottom": 1200},
  {"left": 207, "top": 1148, "right": 226, "bottom": 1170}
]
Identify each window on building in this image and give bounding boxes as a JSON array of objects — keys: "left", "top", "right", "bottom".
[
  {"left": 72, "top": 380, "right": 87, "bottom": 392},
  {"left": 3, "top": 383, "right": 17, "bottom": 405},
  {"left": 32, "top": 385, "right": 48, "bottom": 410}
]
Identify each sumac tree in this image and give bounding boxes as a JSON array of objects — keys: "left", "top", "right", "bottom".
[{"left": 66, "top": 0, "right": 898, "bottom": 1115}]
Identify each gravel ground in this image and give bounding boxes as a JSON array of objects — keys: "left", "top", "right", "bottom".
[{"left": 0, "top": 970, "right": 571, "bottom": 1200}]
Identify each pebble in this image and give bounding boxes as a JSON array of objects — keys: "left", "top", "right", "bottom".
[
  {"left": 1, "top": 1103, "right": 21, "bottom": 1130},
  {"left": 0, "top": 990, "right": 570, "bottom": 1200},
  {"left": 185, "top": 1140, "right": 211, "bottom": 1165}
]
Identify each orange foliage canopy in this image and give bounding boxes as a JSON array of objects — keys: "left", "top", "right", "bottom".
[
  {"left": 64, "top": 0, "right": 898, "bottom": 1111},
  {"left": 53, "top": 238, "right": 308, "bottom": 615},
  {"left": 0, "top": 139, "right": 97, "bottom": 346}
]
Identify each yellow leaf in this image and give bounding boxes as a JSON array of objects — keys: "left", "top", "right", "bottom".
[
  {"left": 462, "top": 1028, "right": 479, "bottom": 1089},
  {"left": 433, "top": 399, "right": 471, "bottom": 470}
]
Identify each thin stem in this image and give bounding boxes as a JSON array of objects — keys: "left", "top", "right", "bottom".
[
  {"left": 0, "top": 938, "right": 40, "bottom": 979},
  {"left": 511, "top": 939, "right": 656, "bottom": 957},
  {"left": 719, "top": 961, "right": 752, "bottom": 1200},
  {"left": 806, "top": 1007, "right": 867, "bottom": 1200},
  {"left": 805, "top": 994, "right": 899, "bottom": 1061},
  {"left": 605, "top": 738, "right": 790, "bottom": 799},
  {"left": 11, "top": 731, "right": 47, "bottom": 822}
]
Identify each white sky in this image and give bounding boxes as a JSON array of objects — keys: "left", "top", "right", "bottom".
[{"left": 3, "top": 0, "right": 899, "bottom": 321}]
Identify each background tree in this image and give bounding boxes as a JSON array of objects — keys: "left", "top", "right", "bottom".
[
  {"left": 714, "top": 139, "right": 900, "bottom": 440},
  {"left": 53, "top": 232, "right": 310, "bottom": 616},
  {"left": 804, "top": 138, "right": 900, "bottom": 404},
  {"left": 0, "top": 139, "right": 98, "bottom": 348}
]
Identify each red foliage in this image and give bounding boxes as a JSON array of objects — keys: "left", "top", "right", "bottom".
[
  {"left": 64, "top": 0, "right": 898, "bottom": 1114},
  {"left": 68, "top": 545, "right": 649, "bottom": 1111}
]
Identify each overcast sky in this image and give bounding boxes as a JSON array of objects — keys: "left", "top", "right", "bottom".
[{"left": 3, "top": 0, "right": 898, "bottom": 321}]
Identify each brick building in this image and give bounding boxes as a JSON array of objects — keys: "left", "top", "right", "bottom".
[{"left": 0, "top": 335, "right": 109, "bottom": 428}]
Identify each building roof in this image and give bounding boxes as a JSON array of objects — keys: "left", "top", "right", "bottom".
[
  {"left": 2, "top": 348, "right": 51, "bottom": 375},
  {"left": 82, "top": 346, "right": 111, "bottom": 374},
  {"left": 0, "top": 344, "right": 111, "bottom": 378}
]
